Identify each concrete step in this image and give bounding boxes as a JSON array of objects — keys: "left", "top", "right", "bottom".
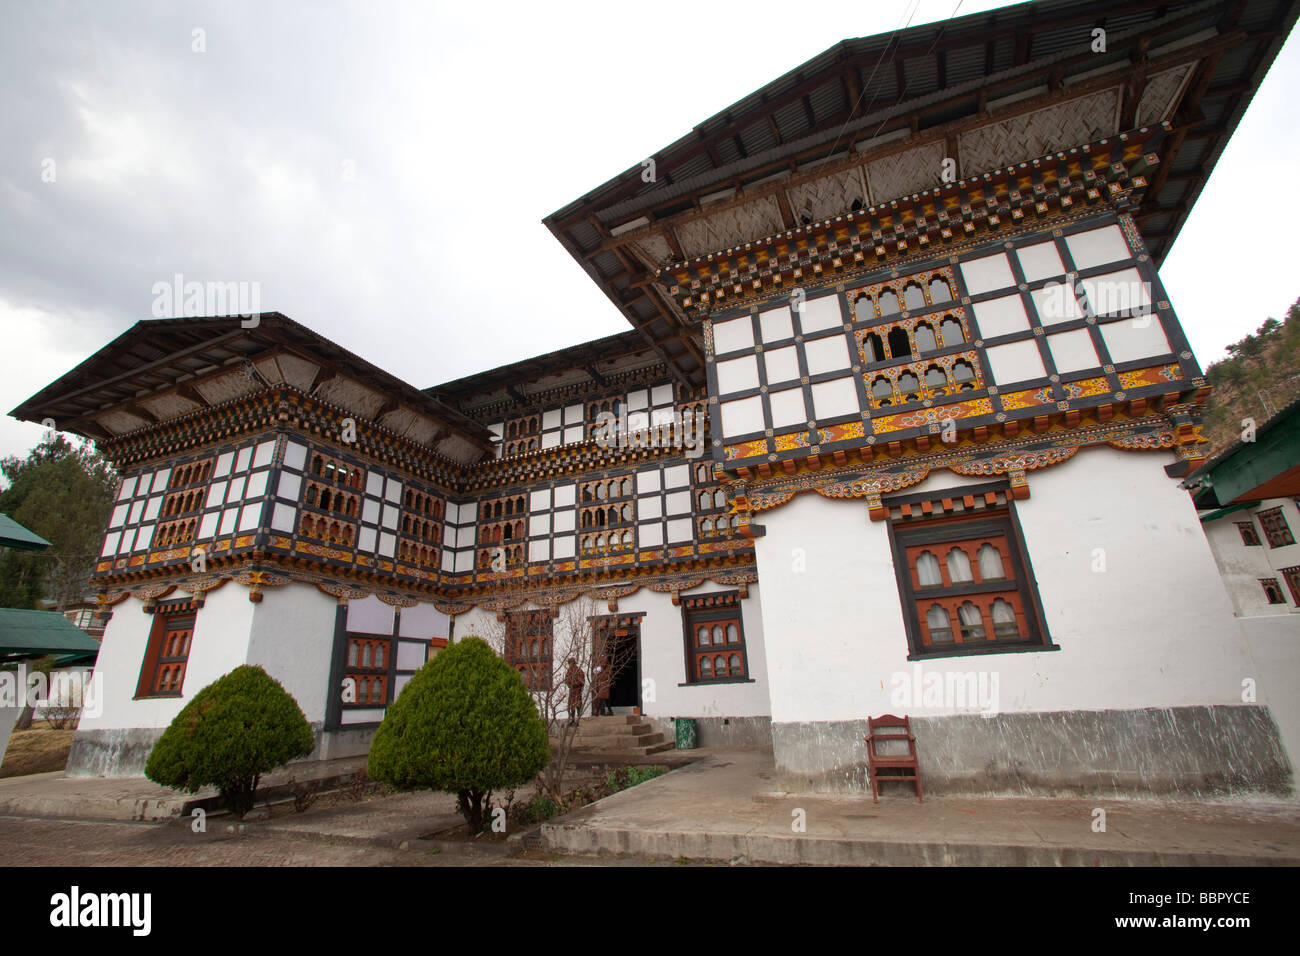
[
  {"left": 573, "top": 721, "right": 653, "bottom": 737},
  {"left": 572, "top": 733, "right": 666, "bottom": 750}
]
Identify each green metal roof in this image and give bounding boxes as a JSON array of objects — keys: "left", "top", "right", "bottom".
[
  {"left": 0, "top": 608, "right": 101, "bottom": 657},
  {"left": 0, "top": 514, "right": 51, "bottom": 551},
  {"left": 1191, "top": 399, "right": 1300, "bottom": 508}
]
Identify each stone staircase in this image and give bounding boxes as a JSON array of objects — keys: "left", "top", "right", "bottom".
[{"left": 562, "top": 715, "right": 676, "bottom": 757}]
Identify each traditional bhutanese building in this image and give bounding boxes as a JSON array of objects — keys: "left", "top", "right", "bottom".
[{"left": 11, "top": 0, "right": 1300, "bottom": 793}]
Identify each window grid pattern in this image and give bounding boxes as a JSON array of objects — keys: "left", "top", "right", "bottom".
[{"left": 1258, "top": 508, "right": 1294, "bottom": 549}]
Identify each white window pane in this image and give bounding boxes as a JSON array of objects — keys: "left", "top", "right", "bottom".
[
  {"left": 553, "top": 510, "right": 576, "bottom": 533},
  {"left": 665, "top": 491, "right": 692, "bottom": 516},
  {"left": 529, "top": 539, "right": 550, "bottom": 562},
  {"left": 553, "top": 483, "right": 576, "bottom": 508},
  {"left": 277, "top": 472, "right": 301, "bottom": 501},
  {"left": 769, "top": 387, "right": 807, "bottom": 428},
  {"left": 198, "top": 511, "right": 219, "bottom": 539},
  {"left": 441, "top": 550, "right": 455, "bottom": 572},
  {"left": 1030, "top": 281, "right": 1083, "bottom": 325},
  {"left": 986, "top": 340, "right": 1046, "bottom": 385},
  {"left": 109, "top": 504, "right": 129, "bottom": 528},
  {"left": 366, "top": 472, "right": 384, "bottom": 497},
  {"left": 638, "top": 522, "right": 664, "bottom": 547},
  {"left": 384, "top": 478, "right": 402, "bottom": 503},
  {"left": 454, "top": 550, "right": 473, "bottom": 573},
  {"left": 238, "top": 504, "right": 260, "bottom": 531},
  {"left": 214, "top": 452, "right": 234, "bottom": 477},
  {"left": 117, "top": 477, "right": 137, "bottom": 501},
  {"left": 1065, "top": 224, "right": 1131, "bottom": 270},
  {"left": 1099, "top": 316, "right": 1172, "bottom": 364},
  {"left": 118, "top": 529, "right": 135, "bottom": 554},
  {"left": 530, "top": 514, "right": 551, "bottom": 537},
  {"left": 530, "top": 489, "right": 551, "bottom": 512},
  {"left": 219, "top": 508, "right": 238, "bottom": 536},
  {"left": 636, "top": 469, "right": 661, "bottom": 495},
  {"left": 720, "top": 395, "right": 765, "bottom": 438},
  {"left": 626, "top": 388, "right": 648, "bottom": 411},
  {"left": 959, "top": 252, "right": 1015, "bottom": 295},
  {"left": 135, "top": 524, "right": 155, "bottom": 551},
  {"left": 1015, "top": 241, "right": 1065, "bottom": 282},
  {"left": 1047, "top": 329, "right": 1101, "bottom": 374},
  {"left": 361, "top": 498, "right": 380, "bottom": 525},
  {"left": 667, "top": 518, "right": 693, "bottom": 543},
  {"left": 271, "top": 503, "right": 297, "bottom": 533},
  {"left": 713, "top": 315, "right": 755, "bottom": 353},
  {"left": 456, "top": 526, "right": 475, "bottom": 548},
  {"left": 650, "top": 385, "right": 673, "bottom": 407},
  {"left": 542, "top": 408, "right": 562, "bottom": 429},
  {"left": 797, "top": 295, "right": 844, "bottom": 334},
  {"left": 563, "top": 426, "right": 585, "bottom": 444},
  {"left": 235, "top": 446, "right": 253, "bottom": 473},
  {"left": 253, "top": 440, "right": 275, "bottom": 468},
  {"left": 803, "top": 334, "right": 851, "bottom": 375},
  {"left": 716, "top": 355, "right": 760, "bottom": 394},
  {"left": 973, "top": 295, "right": 1031, "bottom": 338},
  {"left": 378, "top": 532, "right": 396, "bottom": 558},
  {"left": 206, "top": 481, "right": 227, "bottom": 509},
  {"left": 552, "top": 535, "right": 575, "bottom": 559},
  {"left": 764, "top": 346, "right": 800, "bottom": 384},
  {"left": 541, "top": 431, "right": 561, "bottom": 449},
  {"left": 151, "top": 469, "right": 171, "bottom": 493},
  {"left": 810, "top": 377, "right": 860, "bottom": 421},
  {"left": 758, "top": 305, "right": 793, "bottom": 343},
  {"left": 245, "top": 470, "right": 268, "bottom": 500},
  {"left": 226, "top": 477, "right": 246, "bottom": 504},
  {"left": 144, "top": 496, "right": 162, "bottom": 521},
  {"left": 638, "top": 496, "right": 662, "bottom": 520},
  {"left": 358, "top": 526, "right": 377, "bottom": 552},
  {"left": 663, "top": 464, "right": 690, "bottom": 489},
  {"left": 565, "top": 403, "right": 584, "bottom": 425},
  {"left": 283, "top": 441, "right": 307, "bottom": 471},
  {"left": 1080, "top": 267, "right": 1151, "bottom": 318},
  {"left": 101, "top": 532, "right": 120, "bottom": 556},
  {"left": 459, "top": 502, "right": 477, "bottom": 523},
  {"left": 381, "top": 504, "right": 398, "bottom": 530}
]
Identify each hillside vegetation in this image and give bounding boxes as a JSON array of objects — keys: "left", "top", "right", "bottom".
[{"left": 1200, "top": 297, "right": 1300, "bottom": 458}]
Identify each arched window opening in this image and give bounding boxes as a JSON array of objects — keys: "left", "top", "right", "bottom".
[
  {"left": 915, "top": 551, "right": 942, "bottom": 587},
  {"left": 958, "top": 602, "right": 985, "bottom": 641},
  {"left": 864, "top": 332, "right": 886, "bottom": 363},
  {"left": 977, "top": 544, "right": 1005, "bottom": 580},
  {"left": 952, "top": 360, "right": 976, "bottom": 388},
  {"left": 927, "top": 605, "right": 953, "bottom": 643},
  {"left": 903, "top": 283, "right": 926, "bottom": 311},
  {"left": 854, "top": 293, "right": 873, "bottom": 320},
  {"left": 914, "top": 323, "right": 938, "bottom": 354},
  {"left": 946, "top": 547, "right": 974, "bottom": 583},
  {"left": 878, "top": 289, "right": 899, "bottom": 316},
  {"left": 940, "top": 317, "right": 965, "bottom": 346},
  {"left": 897, "top": 371, "right": 920, "bottom": 401},
  {"left": 925, "top": 365, "right": 948, "bottom": 394},
  {"left": 991, "top": 599, "right": 1020, "bottom": 639},
  {"left": 871, "top": 376, "right": 893, "bottom": 405},
  {"left": 929, "top": 276, "right": 952, "bottom": 302},
  {"left": 887, "top": 326, "right": 912, "bottom": 359}
]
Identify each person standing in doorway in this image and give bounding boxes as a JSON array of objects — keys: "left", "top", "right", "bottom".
[
  {"left": 594, "top": 656, "right": 612, "bottom": 716},
  {"left": 564, "top": 657, "right": 585, "bottom": 727}
]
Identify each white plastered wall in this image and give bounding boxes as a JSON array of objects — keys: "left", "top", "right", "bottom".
[
  {"left": 80, "top": 584, "right": 256, "bottom": 733},
  {"left": 752, "top": 446, "right": 1279, "bottom": 725},
  {"left": 245, "top": 582, "right": 339, "bottom": 724}
]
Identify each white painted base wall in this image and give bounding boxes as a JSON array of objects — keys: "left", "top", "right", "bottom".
[{"left": 753, "top": 446, "right": 1282, "bottom": 724}]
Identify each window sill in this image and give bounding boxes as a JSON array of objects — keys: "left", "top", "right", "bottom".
[
  {"left": 907, "top": 641, "right": 1059, "bottom": 661},
  {"left": 133, "top": 693, "right": 182, "bottom": 700},
  {"left": 678, "top": 678, "right": 756, "bottom": 687}
]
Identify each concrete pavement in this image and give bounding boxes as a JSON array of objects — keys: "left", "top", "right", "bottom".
[{"left": 539, "top": 750, "right": 1300, "bottom": 866}]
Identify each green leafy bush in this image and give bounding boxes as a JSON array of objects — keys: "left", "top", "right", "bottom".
[
  {"left": 368, "top": 636, "right": 549, "bottom": 831},
  {"left": 525, "top": 793, "right": 561, "bottom": 823},
  {"left": 604, "top": 764, "right": 669, "bottom": 793},
  {"left": 144, "top": 665, "right": 314, "bottom": 818}
]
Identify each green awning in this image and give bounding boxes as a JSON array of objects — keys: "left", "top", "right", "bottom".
[
  {"left": 0, "top": 513, "right": 51, "bottom": 551},
  {"left": 0, "top": 608, "right": 101, "bottom": 656}
]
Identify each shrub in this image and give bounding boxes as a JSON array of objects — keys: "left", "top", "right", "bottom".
[
  {"left": 525, "top": 793, "right": 561, "bottom": 823},
  {"left": 604, "top": 764, "right": 669, "bottom": 794},
  {"left": 368, "top": 636, "right": 549, "bottom": 831},
  {"left": 144, "top": 665, "right": 314, "bottom": 818}
]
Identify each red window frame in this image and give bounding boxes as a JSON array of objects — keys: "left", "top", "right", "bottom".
[
  {"left": 506, "top": 610, "right": 553, "bottom": 691},
  {"left": 343, "top": 636, "right": 391, "bottom": 707},
  {"left": 1258, "top": 508, "right": 1294, "bottom": 549},
  {"left": 1236, "top": 521, "right": 1262, "bottom": 546},
  {"left": 136, "top": 605, "right": 197, "bottom": 698}
]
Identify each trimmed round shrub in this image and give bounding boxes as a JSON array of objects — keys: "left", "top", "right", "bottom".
[
  {"left": 145, "top": 664, "right": 314, "bottom": 818},
  {"left": 368, "top": 636, "right": 549, "bottom": 831}
]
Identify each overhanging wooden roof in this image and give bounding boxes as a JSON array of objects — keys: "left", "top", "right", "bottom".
[
  {"left": 9, "top": 314, "right": 494, "bottom": 462},
  {"left": 0, "top": 514, "right": 51, "bottom": 552},
  {"left": 0, "top": 608, "right": 100, "bottom": 657},
  {"left": 1192, "top": 397, "right": 1300, "bottom": 506},
  {"left": 545, "top": 0, "right": 1298, "bottom": 385}
]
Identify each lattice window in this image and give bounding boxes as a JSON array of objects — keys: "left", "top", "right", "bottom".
[
  {"left": 343, "top": 636, "right": 390, "bottom": 707},
  {"left": 506, "top": 610, "right": 553, "bottom": 690},
  {"left": 892, "top": 508, "right": 1048, "bottom": 656},
  {"left": 1236, "top": 521, "right": 1262, "bottom": 547},
  {"left": 1257, "top": 508, "right": 1294, "bottom": 549},
  {"left": 1280, "top": 566, "right": 1300, "bottom": 606},
  {"left": 1260, "top": 578, "right": 1287, "bottom": 606},
  {"left": 681, "top": 592, "right": 748, "bottom": 683},
  {"left": 136, "top": 606, "right": 198, "bottom": 698}
]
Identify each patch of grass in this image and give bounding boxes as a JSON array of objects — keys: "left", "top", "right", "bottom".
[
  {"left": 0, "top": 728, "right": 75, "bottom": 779},
  {"left": 603, "top": 765, "right": 669, "bottom": 794}
]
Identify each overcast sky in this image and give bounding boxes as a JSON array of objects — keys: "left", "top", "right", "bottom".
[{"left": 1, "top": 0, "right": 1297, "bottom": 464}]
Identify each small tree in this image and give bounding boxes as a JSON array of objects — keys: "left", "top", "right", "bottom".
[
  {"left": 145, "top": 665, "right": 314, "bottom": 818},
  {"left": 368, "top": 636, "right": 549, "bottom": 832},
  {"left": 483, "top": 597, "right": 635, "bottom": 805}
]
